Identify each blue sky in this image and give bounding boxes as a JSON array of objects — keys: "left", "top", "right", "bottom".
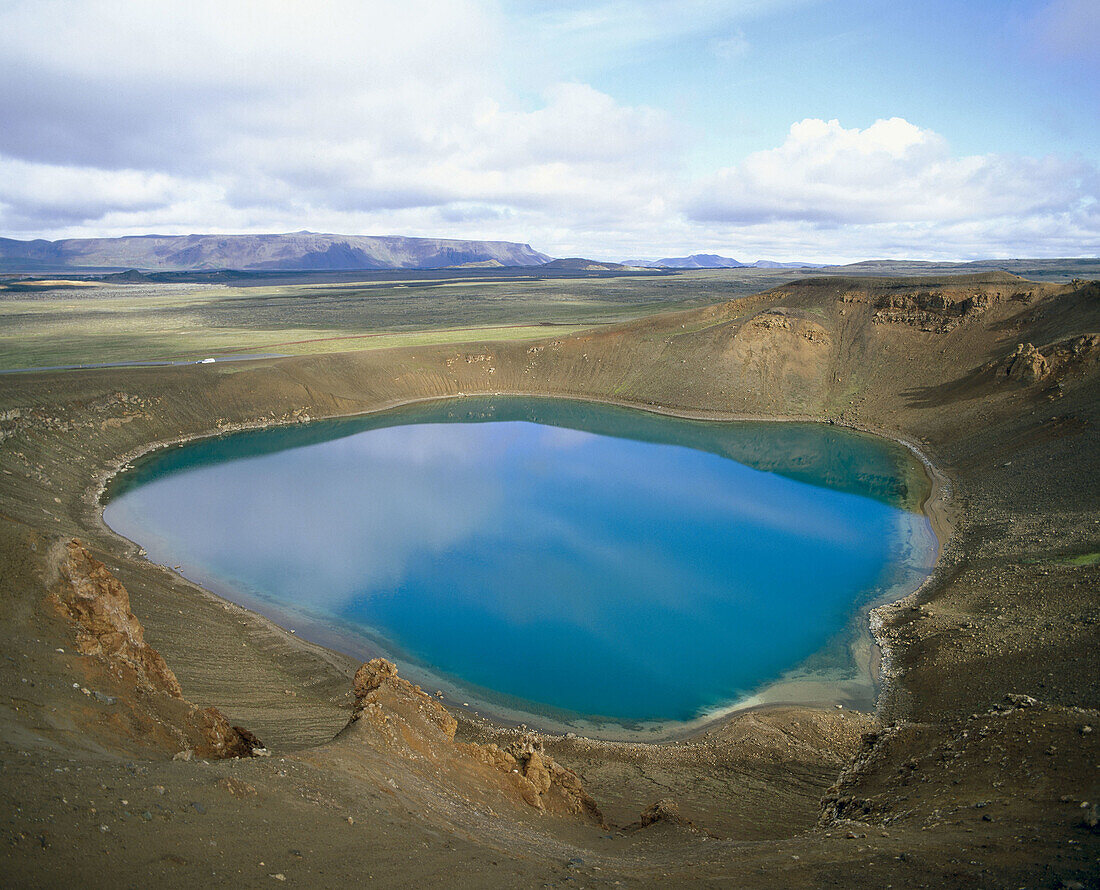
[
  {"left": 0, "top": 0, "right": 1096, "bottom": 261},
  {"left": 535, "top": 0, "right": 1099, "bottom": 162}
]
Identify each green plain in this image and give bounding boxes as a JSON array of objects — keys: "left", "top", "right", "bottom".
[{"left": 0, "top": 270, "right": 796, "bottom": 370}]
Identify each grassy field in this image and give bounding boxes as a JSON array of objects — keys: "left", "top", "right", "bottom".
[
  {"left": 5, "top": 260, "right": 1094, "bottom": 371},
  {"left": 0, "top": 268, "right": 798, "bottom": 370}
]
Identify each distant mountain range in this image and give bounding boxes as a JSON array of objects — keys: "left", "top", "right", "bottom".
[
  {"left": 1, "top": 234, "right": 1093, "bottom": 283},
  {"left": 0, "top": 232, "right": 550, "bottom": 272},
  {"left": 627, "top": 254, "right": 824, "bottom": 269}
]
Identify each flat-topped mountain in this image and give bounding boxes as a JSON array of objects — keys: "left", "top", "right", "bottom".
[{"left": 0, "top": 231, "right": 551, "bottom": 272}]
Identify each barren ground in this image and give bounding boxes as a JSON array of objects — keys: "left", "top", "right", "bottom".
[{"left": 0, "top": 270, "right": 1097, "bottom": 887}]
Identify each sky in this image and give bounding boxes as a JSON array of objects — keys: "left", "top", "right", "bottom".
[{"left": 0, "top": 0, "right": 1097, "bottom": 262}]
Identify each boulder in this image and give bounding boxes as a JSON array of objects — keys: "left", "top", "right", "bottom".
[
  {"left": 353, "top": 658, "right": 399, "bottom": 701},
  {"left": 629, "top": 798, "right": 697, "bottom": 832}
]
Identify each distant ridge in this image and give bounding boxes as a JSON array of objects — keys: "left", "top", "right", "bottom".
[
  {"left": 628, "top": 254, "right": 824, "bottom": 269},
  {"left": 645, "top": 254, "right": 746, "bottom": 269},
  {"left": 540, "top": 257, "right": 637, "bottom": 272},
  {"left": 752, "top": 259, "right": 824, "bottom": 269},
  {"left": 0, "top": 232, "right": 551, "bottom": 272}
]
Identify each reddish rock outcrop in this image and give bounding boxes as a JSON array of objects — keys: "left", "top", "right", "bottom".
[
  {"left": 490, "top": 733, "right": 603, "bottom": 818},
  {"left": 350, "top": 657, "right": 459, "bottom": 743},
  {"left": 48, "top": 540, "right": 263, "bottom": 760},
  {"left": 186, "top": 707, "right": 265, "bottom": 760},
  {"left": 342, "top": 659, "right": 602, "bottom": 823},
  {"left": 353, "top": 657, "right": 400, "bottom": 699},
  {"left": 52, "top": 540, "right": 183, "bottom": 697}
]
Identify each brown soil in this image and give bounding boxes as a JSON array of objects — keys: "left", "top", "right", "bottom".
[{"left": 0, "top": 271, "right": 1097, "bottom": 887}]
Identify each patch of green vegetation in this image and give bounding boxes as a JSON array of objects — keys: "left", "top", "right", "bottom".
[
  {"left": 1, "top": 271, "right": 792, "bottom": 370},
  {"left": 0, "top": 320, "right": 597, "bottom": 370},
  {"left": 1056, "top": 551, "right": 1100, "bottom": 566},
  {"left": 1023, "top": 551, "right": 1100, "bottom": 567}
]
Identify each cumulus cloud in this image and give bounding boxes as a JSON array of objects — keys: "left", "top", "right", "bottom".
[
  {"left": 688, "top": 117, "right": 1098, "bottom": 225},
  {"left": 0, "top": 0, "right": 680, "bottom": 243},
  {"left": 683, "top": 117, "right": 1099, "bottom": 258},
  {"left": 0, "top": 1, "right": 1095, "bottom": 261}
]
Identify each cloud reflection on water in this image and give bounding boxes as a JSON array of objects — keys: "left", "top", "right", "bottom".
[
  {"left": 104, "top": 412, "right": 925, "bottom": 721},
  {"left": 111, "top": 424, "right": 505, "bottom": 609}
]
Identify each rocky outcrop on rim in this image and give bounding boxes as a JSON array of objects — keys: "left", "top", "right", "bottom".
[
  {"left": 48, "top": 539, "right": 264, "bottom": 760},
  {"left": 338, "top": 658, "right": 604, "bottom": 823}
]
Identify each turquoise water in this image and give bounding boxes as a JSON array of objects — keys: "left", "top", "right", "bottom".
[{"left": 103, "top": 397, "right": 935, "bottom": 725}]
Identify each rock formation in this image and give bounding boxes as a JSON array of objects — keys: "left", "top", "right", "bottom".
[
  {"left": 628, "top": 798, "right": 699, "bottom": 832},
  {"left": 51, "top": 540, "right": 183, "bottom": 696},
  {"left": 48, "top": 539, "right": 263, "bottom": 759},
  {"left": 341, "top": 658, "right": 603, "bottom": 822},
  {"left": 1003, "top": 343, "right": 1050, "bottom": 382},
  {"left": 1000, "top": 334, "right": 1100, "bottom": 385}
]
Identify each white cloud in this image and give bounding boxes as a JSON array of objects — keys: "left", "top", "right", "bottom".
[
  {"left": 0, "top": 157, "right": 218, "bottom": 229},
  {"left": 0, "top": 1, "right": 1094, "bottom": 261},
  {"left": 681, "top": 117, "right": 1099, "bottom": 259},
  {"left": 688, "top": 117, "right": 1098, "bottom": 225},
  {"left": 712, "top": 29, "right": 751, "bottom": 59},
  {"left": 0, "top": 0, "right": 500, "bottom": 169},
  {"left": 0, "top": 0, "right": 679, "bottom": 242},
  {"left": 505, "top": 0, "right": 803, "bottom": 59}
]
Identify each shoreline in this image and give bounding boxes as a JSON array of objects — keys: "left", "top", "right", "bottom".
[{"left": 89, "top": 387, "right": 953, "bottom": 744}]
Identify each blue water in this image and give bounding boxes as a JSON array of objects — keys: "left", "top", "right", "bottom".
[{"left": 103, "top": 397, "right": 935, "bottom": 725}]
